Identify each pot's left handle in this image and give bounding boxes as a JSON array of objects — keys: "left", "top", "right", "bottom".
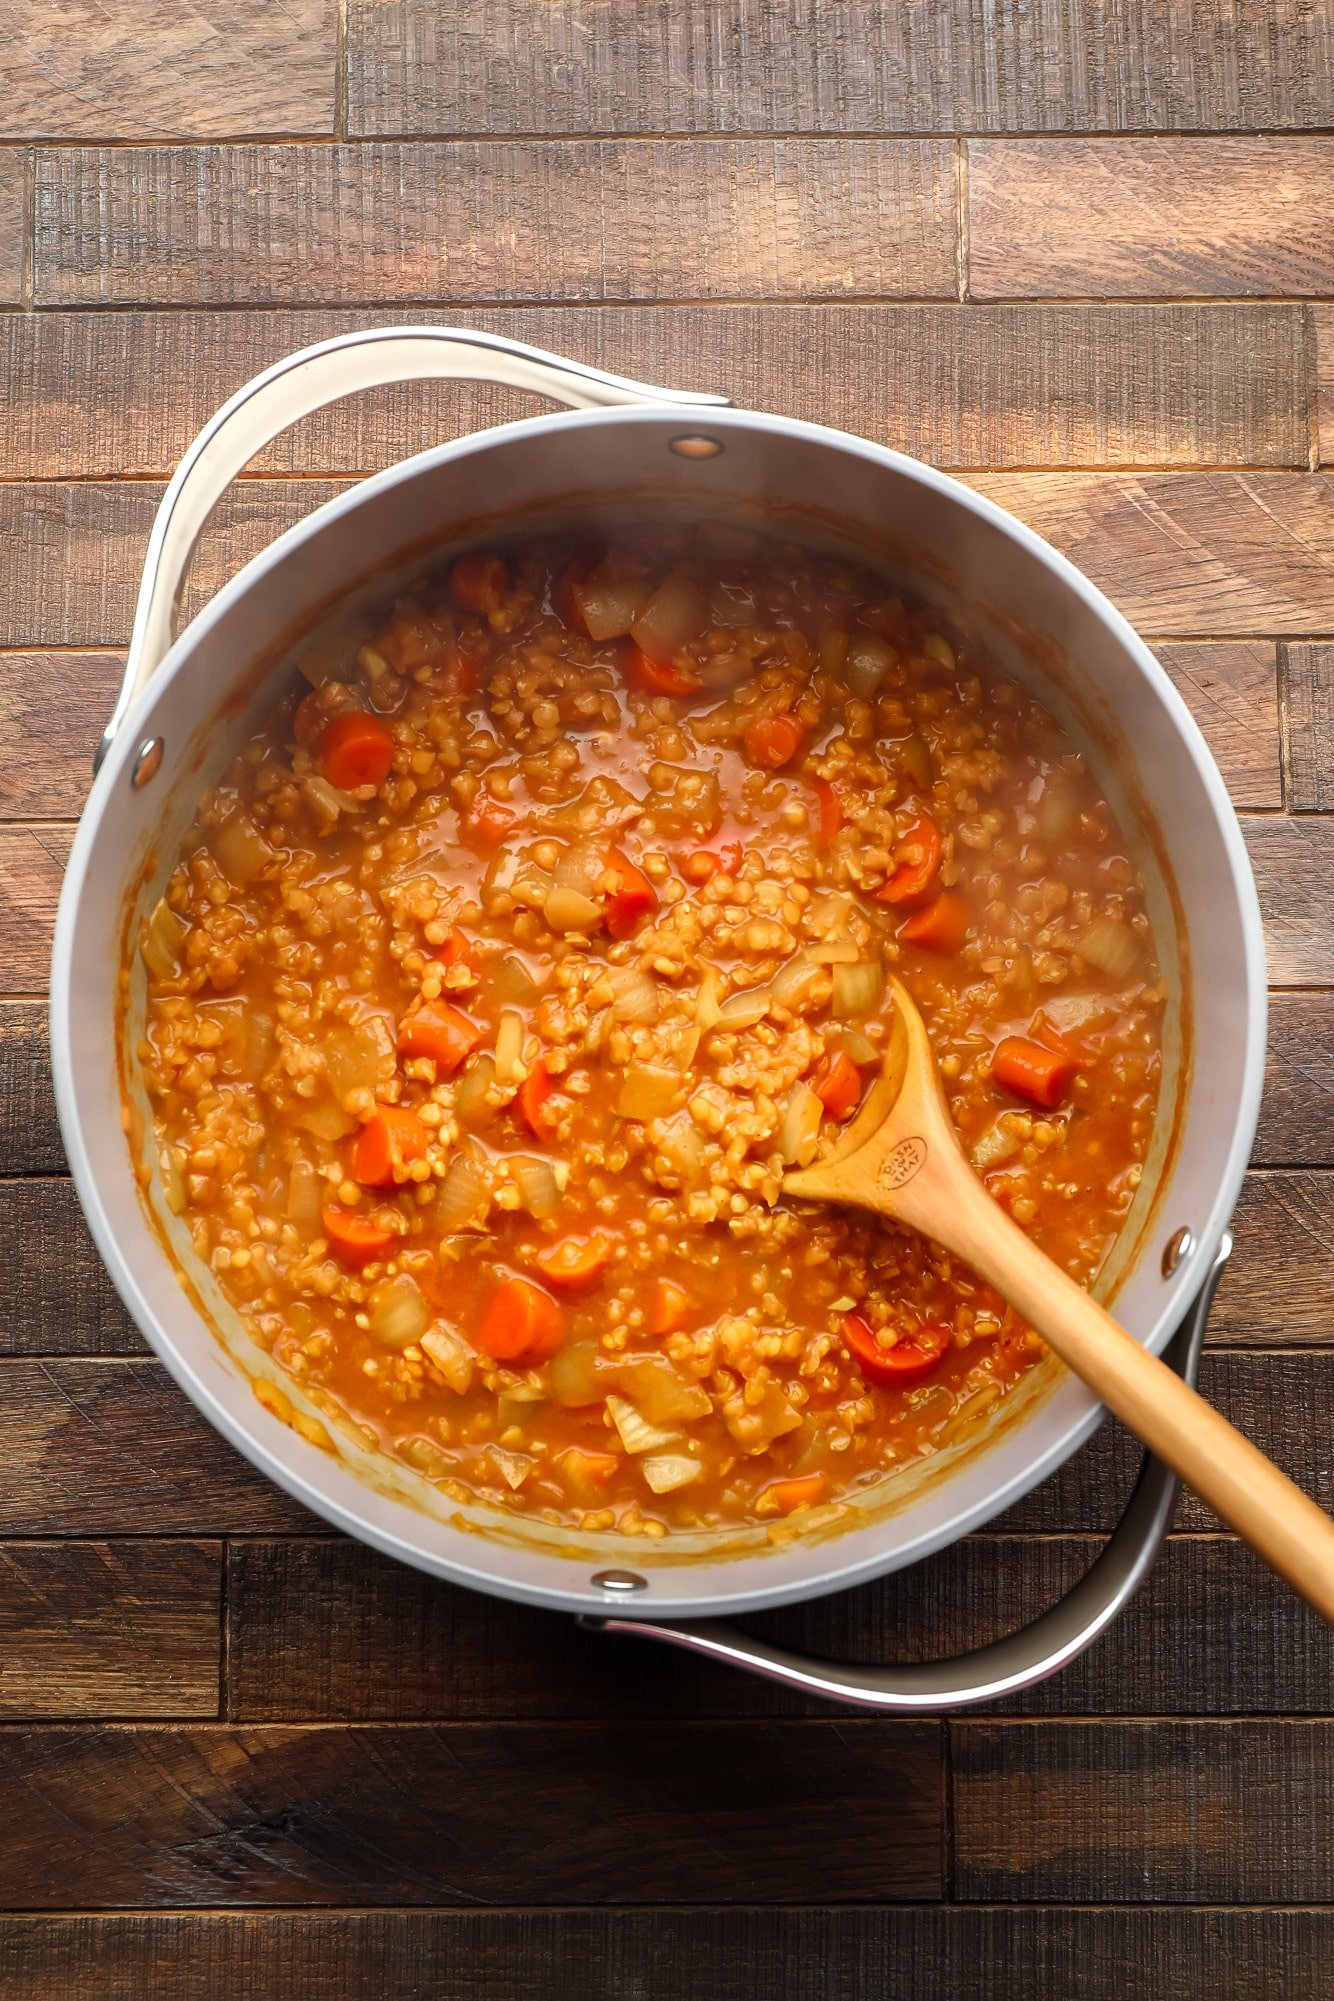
[{"left": 97, "top": 326, "right": 731, "bottom": 772}]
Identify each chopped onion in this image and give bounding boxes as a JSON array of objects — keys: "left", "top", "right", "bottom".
[
  {"left": 301, "top": 774, "right": 358, "bottom": 827},
  {"left": 618, "top": 1355, "right": 711, "bottom": 1424},
  {"left": 482, "top": 845, "right": 551, "bottom": 909},
  {"left": 297, "top": 631, "right": 353, "bottom": 686},
  {"left": 778, "top": 1080, "right": 823, "bottom": 1166},
  {"left": 656, "top": 1111, "right": 707, "bottom": 1186},
  {"left": 289, "top": 1095, "right": 356, "bottom": 1143},
  {"left": 511, "top": 1153, "right": 560, "bottom": 1219},
  {"left": 695, "top": 967, "right": 723, "bottom": 1029},
  {"left": 422, "top": 1325, "right": 477, "bottom": 1393},
  {"left": 454, "top": 1051, "right": 498, "bottom": 1128},
  {"left": 494, "top": 953, "right": 540, "bottom": 1005},
  {"left": 1080, "top": 916, "right": 1143, "bottom": 981},
  {"left": 897, "top": 731, "right": 933, "bottom": 790},
  {"left": 548, "top": 1341, "right": 611, "bottom": 1407},
  {"left": 641, "top": 1452, "right": 703, "bottom": 1495},
  {"left": 616, "top": 1067, "right": 681, "bottom": 1121},
  {"left": 832, "top": 954, "right": 885, "bottom": 1020},
  {"left": 210, "top": 810, "right": 274, "bottom": 888},
  {"left": 924, "top": 632, "right": 956, "bottom": 671},
  {"left": 708, "top": 579, "right": 755, "bottom": 627},
  {"left": 246, "top": 1009, "right": 276, "bottom": 1076},
  {"left": 769, "top": 950, "right": 825, "bottom": 1011},
  {"left": 544, "top": 884, "right": 602, "bottom": 933},
  {"left": 369, "top": 1273, "right": 430, "bottom": 1349},
  {"left": 607, "top": 965, "right": 661, "bottom": 1023},
  {"left": 436, "top": 1150, "right": 487, "bottom": 1230},
  {"left": 971, "top": 1121, "right": 1020, "bottom": 1170},
  {"left": 809, "top": 938, "right": 861, "bottom": 965},
  {"left": 844, "top": 633, "right": 896, "bottom": 699},
  {"left": 141, "top": 898, "right": 186, "bottom": 980},
  {"left": 577, "top": 571, "right": 651, "bottom": 641},
  {"left": 286, "top": 1155, "right": 324, "bottom": 1230},
  {"left": 715, "top": 985, "right": 769, "bottom": 1030},
  {"left": 630, "top": 575, "right": 709, "bottom": 659},
  {"left": 827, "top": 1024, "right": 880, "bottom": 1066},
  {"left": 554, "top": 838, "right": 607, "bottom": 897},
  {"left": 494, "top": 1009, "right": 525, "bottom": 1083},
  {"left": 606, "top": 1394, "right": 678, "bottom": 1455},
  {"left": 490, "top": 1447, "right": 533, "bottom": 1491},
  {"left": 1038, "top": 773, "right": 1081, "bottom": 844},
  {"left": 325, "top": 1016, "right": 395, "bottom": 1101},
  {"left": 669, "top": 1023, "right": 701, "bottom": 1072}
]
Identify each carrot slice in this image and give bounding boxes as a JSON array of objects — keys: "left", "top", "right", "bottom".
[
  {"left": 648, "top": 1277, "right": 692, "bottom": 1334},
  {"left": 531, "top": 1233, "right": 613, "bottom": 1292},
  {"left": 876, "top": 813, "right": 942, "bottom": 905},
  {"left": 477, "top": 1275, "right": 565, "bottom": 1363},
  {"left": 322, "top": 1203, "right": 395, "bottom": 1263},
  {"left": 317, "top": 711, "right": 395, "bottom": 791},
  {"left": 897, "top": 889, "right": 968, "bottom": 955},
  {"left": 992, "top": 1034, "right": 1078, "bottom": 1109},
  {"left": 622, "top": 643, "right": 700, "bottom": 698},
  {"left": 349, "top": 1106, "right": 430, "bottom": 1188},
  {"left": 435, "top": 928, "right": 476, "bottom": 970},
  {"left": 517, "top": 1059, "right": 558, "bottom": 1140},
  {"left": 604, "top": 848, "right": 658, "bottom": 939},
  {"left": 813, "top": 1050, "right": 862, "bottom": 1122},
  {"left": 842, "top": 1311, "right": 950, "bottom": 1387},
  {"left": 766, "top": 1473, "right": 829, "bottom": 1515},
  {"left": 450, "top": 550, "right": 508, "bottom": 614},
  {"left": 463, "top": 793, "right": 517, "bottom": 848},
  {"left": 743, "top": 714, "right": 806, "bottom": 769},
  {"left": 397, "top": 1000, "right": 484, "bottom": 1074},
  {"left": 812, "top": 778, "right": 843, "bottom": 848}
]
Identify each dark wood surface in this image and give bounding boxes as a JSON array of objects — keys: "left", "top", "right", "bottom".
[{"left": 1, "top": 3, "right": 1331, "bottom": 1995}]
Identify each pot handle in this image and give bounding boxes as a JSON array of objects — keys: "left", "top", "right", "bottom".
[
  {"left": 97, "top": 325, "right": 730, "bottom": 771},
  {"left": 583, "top": 1237, "right": 1229, "bottom": 1711}
]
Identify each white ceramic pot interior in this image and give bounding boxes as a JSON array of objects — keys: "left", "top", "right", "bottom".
[{"left": 51, "top": 407, "right": 1266, "bottom": 1616}]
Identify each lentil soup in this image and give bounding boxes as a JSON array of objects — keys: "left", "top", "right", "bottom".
[{"left": 138, "top": 523, "right": 1164, "bottom": 1541}]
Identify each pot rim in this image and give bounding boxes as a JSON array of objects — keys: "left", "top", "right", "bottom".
[{"left": 50, "top": 400, "right": 1268, "bottom": 1614}]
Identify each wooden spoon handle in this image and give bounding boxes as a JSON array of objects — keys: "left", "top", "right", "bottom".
[{"left": 899, "top": 1167, "right": 1334, "bottom": 1623}]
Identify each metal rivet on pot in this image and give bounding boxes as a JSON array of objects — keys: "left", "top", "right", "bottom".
[
  {"left": 591, "top": 1569, "right": 648, "bottom": 1593},
  {"left": 1162, "top": 1225, "right": 1195, "bottom": 1278},
  {"left": 131, "top": 737, "right": 164, "bottom": 789},
  {"left": 669, "top": 435, "right": 724, "bottom": 459}
]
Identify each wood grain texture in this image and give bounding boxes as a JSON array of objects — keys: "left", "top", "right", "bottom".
[
  {"left": 1211, "top": 1172, "right": 1334, "bottom": 1343},
  {"left": 2, "top": 1908, "right": 1332, "bottom": 2001},
  {"left": 347, "top": 0, "right": 1334, "bottom": 139},
  {"left": 227, "top": 1531, "right": 1334, "bottom": 1722},
  {"left": 0, "top": 1541, "right": 219, "bottom": 1719},
  {"left": 1155, "top": 642, "right": 1281, "bottom": 808},
  {"left": 1316, "top": 303, "right": 1334, "bottom": 465},
  {"left": 0, "top": 1004, "right": 64, "bottom": 1173},
  {"left": 0, "top": 1180, "right": 141, "bottom": 1355},
  {"left": 955, "top": 1721, "right": 1334, "bottom": 1901},
  {"left": 9, "top": 472, "right": 1333, "bottom": 654},
  {"left": 0, "top": 0, "right": 337, "bottom": 140},
  {"left": 964, "top": 471, "right": 1334, "bottom": 636},
  {"left": 0, "top": 1361, "right": 318, "bottom": 1534},
  {"left": 0, "top": 303, "right": 1311, "bottom": 477},
  {"left": 0, "top": 826, "right": 71, "bottom": 991},
  {"left": 1257, "top": 995, "right": 1334, "bottom": 1166},
  {"left": 0, "top": 652, "right": 114, "bottom": 819},
  {"left": 968, "top": 138, "right": 1334, "bottom": 300},
  {"left": 0, "top": 151, "right": 24, "bottom": 303},
  {"left": 1280, "top": 644, "right": 1334, "bottom": 811},
  {"left": 1243, "top": 818, "right": 1334, "bottom": 984},
  {"left": 0, "top": 1720, "right": 942, "bottom": 1908},
  {"left": 32, "top": 142, "right": 957, "bottom": 307}
]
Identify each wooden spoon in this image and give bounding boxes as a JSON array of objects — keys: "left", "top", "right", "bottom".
[{"left": 785, "top": 977, "right": 1334, "bottom": 1623}]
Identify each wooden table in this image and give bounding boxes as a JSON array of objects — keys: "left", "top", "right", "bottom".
[{"left": 1, "top": 4, "right": 1332, "bottom": 1995}]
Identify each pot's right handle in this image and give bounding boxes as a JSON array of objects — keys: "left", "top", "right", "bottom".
[
  {"left": 584, "top": 1237, "right": 1230, "bottom": 1712},
  {"left": 97, "top": 326, "right": 731, "bottom": 771}
]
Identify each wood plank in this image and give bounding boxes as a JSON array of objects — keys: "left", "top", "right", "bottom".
[
  {"left": 1280, "top": 643, "right": 1334, "bottom": 811},
  {"left": 227, "top": 1531, "right": 1334, "bottom": 1723},
  {"left": 2, "top": 1908, "right": 1332, "bottom": 2001},
  {"left": 0, "top": 1361, "right": 319, "bottom": 1534},
  {"left": 968, "top": 138, "right": 1334, "bottom": 300},
  {"left": 1316, "top": 303, "right": 1334, "bottom": 465},
  {"left": 1243, "top": 818, "right": 1334, "bottom": 985},
  {"left": 0, "top": 303, "right": 1311, "bottom": 478},
  {"left": 1155, "top": 642, "right": 1281, "bottom": 809},
  {"left": 0, "top": 151, "right": 23, "bottom": 302},
  {"left": 31, "top": 141, "right": 957, "bottom": 308},
  {"left": 0, "top": 1719, "right": 942, "bottom": 1908},
  {"left": 1213, "top": 1172, "right": 1334, "bottom": 1343},
  {"left": 0, "top": 1541, "right": 220, "bottom": 1719},
  {"left": 955, "top": 1721, "right": 1334, "bottom": 1902},
  {"left": 0, "top": 651, "right": 114, "bottom": 820},
  {"left": 0, "top": 1002, "right": 64, "bottom": 1173},
  {"left": 347, "top": 0, "right": 1334, "bottom": 139},
  {"left": 0, "top": 0, "right": 337, "bottom": 140},
  {"left": 9, "top": 472, "right": 1334, "bottom": 654},
  {"left": 1256, "top": 994, "right": 1334, "bottom": 1167},
  {"left": 965, "top": 471, "right": 1334, "bottom": 637},
  {"left": 0, "top": 826, "right": 71, "bottom": 991},
  {"left": 0, "top": 1180, "right": 142, "bottom": 1356}
]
